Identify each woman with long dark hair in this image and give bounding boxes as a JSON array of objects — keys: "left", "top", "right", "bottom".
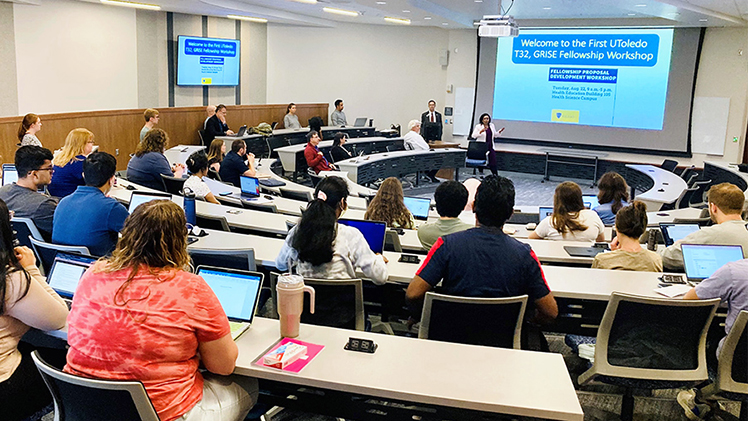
[
  {"left": 284, "top": 103, "right": 301, "bottom": 129},
  {"left": 593, "top": 201, "right": 661, "bottom": 271},
  {"left": 65, "top": 200, "right": 258, "bottom": 421},
  {"left": 330, "top": 132, "right": 352, "bottom": 163},
  {"left": 529, "top": 181, "right": 605, "bottom": 242},
  {"left": 275, "top": 176, "right": 387, "bottom": 283},
  {"left": 594, "top": 172, "right": 630, "bottom": 225},
  {"left": 471, "top": 113, "right": 503, "bottom": 175},
  {"left": 364, "top": 177, "right": 415, "bottom": 229},
  {"left": 0, "top": 198, "right": 68, "bottom": 420}
]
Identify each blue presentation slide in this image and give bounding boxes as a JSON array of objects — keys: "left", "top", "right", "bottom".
[
  {"left": 493, "top": 28, "right": 674, "bottom": 130},
  {"left": 177, "top": 37, "right": 240, "bottom": 86}
]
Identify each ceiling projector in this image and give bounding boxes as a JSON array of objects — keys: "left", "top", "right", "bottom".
[{"left": 478, "top": 15, "right": 519, "bottom": 38}]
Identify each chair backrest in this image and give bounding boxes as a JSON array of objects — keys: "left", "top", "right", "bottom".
[
  {"left": 198, "top": 129, "right": 206, "bottom": 146},
  {"left": 160, "top": 174, "right": 187, "bottom": 196},
  {"left": 12, "top": 217, "right": 44, "bottom": 250},
  {"left": 195, "top": 214, "right": 231, "bottom": 232},
  {"left": 661, "top": 159, "right": 679, "bottom": 173},
  {"left": 29, "top": 237, "right": 91, "bottom": 275},
  {"left": 188, "top": 248, "right": 256, "bottom": 271},
  {"left": 307, "top": 169, "right": 323, "bottom": 187},
  {"left": 716, "top": 310, "right": 748, "bottom": 394},
  {"left": 279, "top": 188, "right": 313, "bottom": 202},
  {"left": 467, "top": 141, "right": 488, "bottom": 160},
  {"left": 285, "top": 220, "right": 297, "bottom": 231},
  {"left": 240, "top": 199, "right": 278, "bottom": 214},
  {"left": 266, "top": 137, "right": 289, "bottom": 159},
  {"left": 31, "top": 351, "right": 160, "bottom": 421},
  {"left": 386, "top": 143, "right": 406, "bottom": 153},
  {"left": 591, "top": 292, "right": 719, "bottom": 382},
  {"left": 384, "top": 229, "right": 402, "bottom": 252},
  {"left": 207, "top": 167, "right": 222, "bottom": 181},
  {"left": 419, "top": 292, "right": 528, "bottom": 349}
]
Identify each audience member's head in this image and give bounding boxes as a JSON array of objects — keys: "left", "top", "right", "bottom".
[
  {"left": 230, "top": 139, "right": 246, "bottom": 154},
  {"left": 334, "top": 99, "right": 344, "bottom": 110},
  {"left": 293, "top": 176, "right": 349, "bottom": 266},
  {"left": 206, "top": 105, "right": 216, "bottom": 117},
  {"left": 207, "top": 139, "right": 225, "bottom": 161},
  {"left": 186, "top": 151, "right": 209, "bottom": 175},
  {"left": 597, "top": 172, "right": 629, "bottom": 214},
  {"left": 435, "top": 181, "right": 468, "bottom": 218},
  {"left": 365, "top": 177, "right": 412, "bottom": 228},
  {"left": 474, "top": 175, "right": 514, "bottom": 228},
  {"left": 408, "top": 120, "right": 421, "bottom": 132},
  {"left": 53, "top": 128, "right": 94, "bottom": 167},
  {"left": 216, "top": 104, "right": 227, "bottom": 120},
  {"left": 306, "top": 130, "right": 320, "bottom": 145},
  {"left": 83, "top": 152, "right": 117, "bottom": 189},
  {"left": 552, "top": 181, "right": 588, "bottom": 234},
  {"left": 15, "top": 145, "right": 54, "bottom": 184},
  {"left": 308, "top": 116, "right": 323, "bottom": 133},
  {"left": 143, "top": 108, "right": 159, "bottom": 123},
  {"left": 287, "top": 103, "right": 296, "bottom": 114},
  {"left": 614, "top": 200, "right": 648, "bottom": 239},
  {"left": 332, "top": 132, "right": 347, "bottom": 147},
  {"left": 135, "top": 128, "right": 169, "bottom": 157},
  {"left": 17, "top": 113, "right": 40, "bottom": 141},
  {"left": 428, "top": 100, "right": 436, "bottom": 111},
  {"left": 707, "top": 183, "right": 745, "bottom": 216}
]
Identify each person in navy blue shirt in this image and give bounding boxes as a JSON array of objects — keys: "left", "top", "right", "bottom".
[
  {"left": 127, "top": 128, "right": 184, "bottom": 191},
  {"left": 406, "top": 175, "right": 558, "bottom": 350},
  {"left": 218, "top": 139, "right": 256, "bottom": 187},
  {"left": 53, "top": 152, "right": 129, "bottom": 256},
  {"left": 48, "top": 128, "right": 95, "bottom": 198}
]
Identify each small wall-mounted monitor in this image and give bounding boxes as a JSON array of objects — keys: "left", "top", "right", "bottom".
[{"left": 177, "top": 36, "right": 240, "bottom": 86}]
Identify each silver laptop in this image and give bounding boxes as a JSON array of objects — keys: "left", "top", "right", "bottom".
[
  {"left": 353, "top": 117, "right": 368, "bottom": 127},
  {"left": 2, "top": 164, "right": 18, "bottom": 186},
  {"left": 682, "top": 244, "right": 744, "bottom": 283},
  {"left": 46, "top": 253, "right": 97, "bottom": 305},
  {"left": 196, "top": 266, "right": 264, "bottom": 340}
]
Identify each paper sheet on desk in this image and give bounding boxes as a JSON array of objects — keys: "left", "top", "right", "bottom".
[{"left": 654, "top": 284, "right": 692, "bottom": 298}]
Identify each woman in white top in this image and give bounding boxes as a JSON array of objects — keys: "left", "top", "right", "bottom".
[
  {"left": 283, "top": 103, "right": 301, "bottom": 129},
  {"left": 471, "top": 113, "right": 504, "bottom": 176},
  {"left": 529, "top": 181, "right": 605, "bottom": 242},
  {"left": 17, "top": 113, "right": 42, "bottom": 147},
  {"left": 275, "top": 176, "right": 388, "bottom": 284},
  {"left": 183, "top": 151, "right": 219, "bottom": 204}
]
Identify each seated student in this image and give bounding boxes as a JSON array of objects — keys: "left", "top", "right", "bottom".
[
  {"left": 184, "top": 151, "right": 220, "bottom": 204},
  {"left": 48, "top": 128, "right": 95, "bottom": 198},
  {"left": 139, "top": 108, "right": 159, "bottom": 141},
  {"left": 18, "top": 113, "right": 43, "bottom": 147},
  {"left": 0, "top": 198, "right": 68, "bottom": 421},
  {"left": 330, "top": 132, "right": 352, "bottom": 163},
  {"left": 403, "top": 120, "right": 430, "bottom": 151},
  {"left": 207, "top": 138, "right": 225, "bottom": 172},
  {"left": 0, "top": 146, "right": 57, "bottom": 241},
  {"left": 53, "top": 152, "right": 129, "bottom": 256},
  {"left": 593, "top": 172, "right": 629, "bottom": 225},
  {"left": 204, "top": 104, "right": 235, "bottom": 143},
  {"left": 660, "top": 182, "right": 748, "bottom": 271},
  {"left": 417, "top": 181, "right": 473, "bottom": 250},
  {"left": 127, "top": 128, "right": 184, "bottom": 191},
  {"left": 406, "top": 175, "right": 558, "bottom": 351},
  {"left": 284, "top": 103, "right": 301, "bottom": 129},
  {"left": 218, "top": 139, "right": 256, "bottom": 187},
  {"left": 275, "top": 176, "right": 388, "bottom": 317},
  {"left": 308, "top": 116, "right": 324, "bottom": 140},
  {"left": 529, "top": 181, "right": 605, "bottom": 242},
  {"left": 364, "top": 177, "right": 415, "bottom": 229},
  {"left": 592, "top": 201, "right": 662, "bottom": 271},
  {"left": 65, "top": 200, "right": 258, "bottom": 421},
  {"left": 304, "top": 131, "right": 335, "bottom": 174}
]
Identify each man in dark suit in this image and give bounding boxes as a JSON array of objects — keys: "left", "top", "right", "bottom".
[{"left": 420, "top": 99, "right": 443, "bottom": 142}]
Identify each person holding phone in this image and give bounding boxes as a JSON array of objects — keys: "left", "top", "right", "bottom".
[{"left": 471, "top": 113, "right": 503, "bottom": 176}]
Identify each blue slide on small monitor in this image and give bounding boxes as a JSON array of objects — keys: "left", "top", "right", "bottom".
[{"left": 177, "top": 36, "right": 241, "bottom": 86}]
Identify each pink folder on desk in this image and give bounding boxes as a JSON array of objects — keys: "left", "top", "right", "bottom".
[{"left": 255, "top": 338, "right": 325, "bottom": 373}]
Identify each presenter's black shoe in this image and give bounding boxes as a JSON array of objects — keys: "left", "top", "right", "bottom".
[{"left": 428, "top": 176, "right": 439, "bottom": 183}]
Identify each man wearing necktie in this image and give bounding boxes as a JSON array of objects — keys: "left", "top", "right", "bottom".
[{"left": 420, "top": 100, "right": 443, "bottom": 142}]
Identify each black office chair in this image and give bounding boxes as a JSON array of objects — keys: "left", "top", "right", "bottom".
[
  {"left": 465, "top": 141, "right": 489, "bottom": 175},
  {"left": 207, "top": 168, "right": 222, "bottom": 181},
  {"left": 240, "top": 199, "right": 278, "bottom": 214},
  {"left": 266, "top": 137, "right": 290, "bottom": 159},
  {"left": 195, "top": 214, "right": 231, "bottom": 231},
  {"left": 307, "top": 169, "right": 323, "bottom": 187},
  {"left": 160, "top": 174, "right": 186, "bottom": 196},
  {"left": 29, "top": 237, "right": 92, "bottom": 275},
  {"left": 12, "top": 217, "right": 44, "bottom": 251},
  {"left": 386, "top": 142, "right": 406, "bottom": 153},
  {"left": 198, "top": 129, "right": 207, "bottom": 146},
  {"left": 419, "top": 292, "right": 528, "bottom": 349},
  {"left": 660, "top": 159, "right": 679, "bottom": 173},
  {"left": 31, "top": 351, "right": 160, "bottom": 421},
  {"left": 279, "top": 188, "right": 313, "bottom": 202},
  {"left": 384, "top": 229, "right": 403, "bottom": 252},
  {"left": 188, "top": 248, "right": 256, "bottom": 272}
]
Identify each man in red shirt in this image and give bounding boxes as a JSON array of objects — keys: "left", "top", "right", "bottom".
[{"left": 304, "top": 131, "right": 335, "bottom": 174}]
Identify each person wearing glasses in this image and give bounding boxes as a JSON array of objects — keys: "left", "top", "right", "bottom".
[
  {"left": 0, "top": 146, "right": 58, "bottom": 241},
  {"left": 47, "top": 128, "right": 96, "bottom": 198}
]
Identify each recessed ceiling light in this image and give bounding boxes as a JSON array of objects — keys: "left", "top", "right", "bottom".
[
  {"left": 627, "top": 13, "right": 636, "bottom": 16},
  {"left": 376, "top": 1, "right": 386, "bottom": 4},
  {"left": 293, "top": 0, "right": 317, "bottom": 3},
  {"left": 475, "top": 0, "right": 483, "bottom": 2},
  {"left": 100, "top": 0, "right": 160, "bottom": 10},
  {"left": 699, "top": 18, "right": 708, "bottom": 21},
  {"left": 323, "top": 7, "right": 359, "bottom": 17},
  {"left": 543, "top": 7, "right": 551, "bottom": 10},
  {"left": 402, "top": 10, "right": 410, "bottom": 13},
  {"left": 384, "top": 16, "right": 410, "bottom": 24},
  {"left": 424, "top": 16, "right": 432, "bottom": 20},
  {"left": 634, "top": 3, "right": 647, "bottom": 6},
  {"left": 228, "top": 15, "right": 267, "bottom": 23},
  {"left": 442, "top": 22, "right": 449, "bottom": 25}
]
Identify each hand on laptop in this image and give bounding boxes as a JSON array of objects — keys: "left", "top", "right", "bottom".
[
  {"left": 226, "top": 130, "right": 235, "bottom": 135},
  {"left": 15, "top": 246, "right": 36, "bottom": 268}
]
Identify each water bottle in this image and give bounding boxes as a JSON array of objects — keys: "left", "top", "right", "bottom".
[
  {"left": 276, "top": 274, "right": 315, "bottom": 338},
  {"left": 183, "top": 187, "right": 196, "bottom": 226}
]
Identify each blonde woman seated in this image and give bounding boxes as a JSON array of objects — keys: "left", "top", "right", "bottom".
[
  {"left": 364, "top": 177, "right": 415, "bottom": 229},
  {"left": 592, "top": 201, "right": 662, "bottom": 271},
  {"left": 48, "top": 128, "right": 95, "bottom": 198},
  {"left": 529, "top": 181, "right": 605, "bottom": 242}
]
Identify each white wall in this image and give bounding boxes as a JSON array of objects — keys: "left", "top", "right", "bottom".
[
  {"left": 266, "top": 22, "right": 450, "bottom": 132},
  {"left": 14, "top": 0, "right": 138, "bottom": 114}
]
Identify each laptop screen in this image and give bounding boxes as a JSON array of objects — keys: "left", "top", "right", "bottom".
[
  {"left": 403, "top": 196, "right": 430, "bottom": 221},
  {"left": 682, "top": 244, "right": 744, "bottom": 281},
  {"left": 582, "top": 195, "right": 600, "bottom": 209},
  {"left": 538, "top": 207, "right": 553, "bottom": 220},
  {"left": 354, "top": 117, "right": 368, "bottom": 127},
  {"left": 338, "top": 219, "right": 386, "bottom": 254},
  {"left": 660, "top": 223, "right": 701, "bottom": 246},
  {"left": 47, "top": 253, "right": 97, "bottom": 298},
  {"left": 128, "top": 192, "right": 173, "bottom": 213},
  {"left": 2, "top": 165, "right": 18, "bottom": 186},
  {"left": 240, "top": 176, "right": 260, "bottom": 197},
  {"left": 196, "top": 266, "right": 264, "bottom": 323}
]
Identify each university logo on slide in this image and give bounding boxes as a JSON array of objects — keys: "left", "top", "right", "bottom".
[
  {"left": 201, "top": 78, "right": 213, "bottom": 85},
  {"left": 551, "top": 109, "right": 579, "bottom": 123}
]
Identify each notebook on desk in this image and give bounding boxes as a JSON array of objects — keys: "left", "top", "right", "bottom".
[
  {"left": 196, "top": 266, "right": 264, "bottom": 340},
  {"left": 403, "top": 196, "right": 431, "bottom": 221},
  {"left": 46, "top": 253, "right": 97, "bottom": 306},
  {"left": 659, "top": 223, "right": 701, "bottom": 246},
  {"left": 682, "top": 244, "right": 744, "bottom": 283}
]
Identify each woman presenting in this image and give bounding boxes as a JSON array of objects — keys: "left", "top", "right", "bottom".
[{"left": 471, "top": 113, "right": 504, "bottom": 176}]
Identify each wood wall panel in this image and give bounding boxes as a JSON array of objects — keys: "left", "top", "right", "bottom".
[{"left": 0, "top": 103, "right": 328, "bottom": 170}]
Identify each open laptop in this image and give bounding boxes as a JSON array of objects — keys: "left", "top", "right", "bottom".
[
  {"left": 660, "top": 223, "right": 701, "bottom": 246},
  {"left": 403, "top": 196, "right": 431, "bottom": 221},
  {"left": 239, "top": 175, "right": 261, "bottom": 199},
  {"left": 196, "top": 266, "right": 264, "bottom": 340},
  {"left": 338, "top": 219, "right": 386, "bottom": 254},
  {"left": 46, "top": 252, "right": 97, "bottom": 305},
  {"left": 682, "top": 244, "right": 744, "bottom": 284},
  {"left": 564, "top": 244, "right": 610, "bottom": 258},
  {"left": 229, "top": 125, "right": 248, "bottom": 137},
  {"left": 582, "top": 195, "right": 600, "bottom": 209},
  {"left": 353, "top": 117, "right": 368, "bottom": 127},
  {"left": 538, "top": 207, "right": 553, "bottom": 221},
  {"left": 128, "top": 191, "right": 172, "bottom": 213},
  {"left": 2, "top": 164, "right": 18, "bottom": 186}
]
